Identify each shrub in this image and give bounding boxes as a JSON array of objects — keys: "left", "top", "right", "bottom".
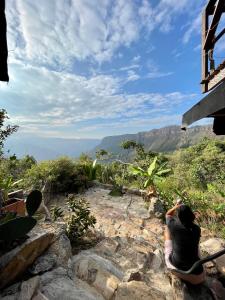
[
  {"left": 22, "top": 157, "right": 88, "bottom": 193},
  {"left": 50, "top": 205, "right": 64, "bottom": 221},
  {"left": 66, "top": 195, "right": 96, "bottom": 243}
]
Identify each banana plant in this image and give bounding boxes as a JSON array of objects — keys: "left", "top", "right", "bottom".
[
  {"left": 129, "top": 156, "right": 171, "bottom": 189},
  {"left": 0, "top": 176, "right": 23, "bottom": 203},
  {"left": 83, "top": 159, "right": 99, "bottom": 181}
]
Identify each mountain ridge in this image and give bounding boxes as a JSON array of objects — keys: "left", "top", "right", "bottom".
[
  {"left": 4, "top": 125, "right": 222, "bottom": 160},
  {"left": 92, "top": 124, "right": 219, "bottom": 156}
]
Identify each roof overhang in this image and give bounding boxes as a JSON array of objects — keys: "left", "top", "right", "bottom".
[
  {"left": 182, "top": 80, "right": 225, "bottom": 134},
  {"left": 0, "top": 0, "right": 9, "bottom": 82}
]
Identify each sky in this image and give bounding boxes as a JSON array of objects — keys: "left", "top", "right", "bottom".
[{"left": 1, "top": 0, "right": 224, "bottom": 140}]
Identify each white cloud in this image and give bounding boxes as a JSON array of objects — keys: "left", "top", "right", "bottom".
[
  {"left": 119, "top": 64, "right": 140, "bottom": 72},
  {"left": 132, "top": 55, "right": 141, "bottom": 63},
  {"left": 6, "top": 0, "right": 200, "bottom": 69},
  {"left": 147, "top": 71, "right": 173, "bottom": 79},
  {"left": 2, "top": 61, "right": 196, "bottom": 137},
  {"left": 182, "top": 1, "right": 208, "bottom": 44},
  {"left": 183, "top": 13, "right": 201, "bottom": 44},
  {"left": 6, "top": 0, "right": 140, "bottom": 67},
  {"left": 126, "top": 70, "right": 140, "bottom": 82}
]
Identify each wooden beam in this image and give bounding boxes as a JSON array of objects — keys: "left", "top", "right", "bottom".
[
  {"left": 201, "top": 8, "right": 208, "bottom": 93},
  {"left": 206, "top": 0, "right": 225, "bottom": 15},
  {"left": 182, "top": 80, "right": 225, "bottom": 129},
  {"left": 213, "top": 27, "right": 225, "bottom": 44},
  {"left": 208, "top": 5, "right": 225, "bottom": 15},
  {"left": 204, "top": 0, "right": 224, "bottom": 50},
  {"left": 206, "top": 0, "right": 217, "bottom": 13}
]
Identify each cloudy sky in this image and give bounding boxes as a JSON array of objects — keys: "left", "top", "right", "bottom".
[{"left": 1, "top": 0, "right": 222, "bottom": 139}]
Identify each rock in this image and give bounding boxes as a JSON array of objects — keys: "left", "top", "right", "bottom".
[
  {"left": 150, "top": 249, "right": 164, "bottom": 272},
  {"left": 94, "top": 237, "right": 120, "bottom": 257},
  {"left": 148, "top": 272, "right": 174, "bottom": 299},
  {"left": 18, "top": 276, "right": 40, "bottom": 300},
  {"left": 0, "top": 295, "right": 20, "bottom": 300},
  {"left": 71, "top": 251, "right": 123, "bottom": 299},
  {"left": 35, "top": 267, "right": 104, "bottom": 300},
  {"left": 206, "top": 277, "right": 225, "bottom": 300},
  {"left": 115, "top": 280, "right": 166, "bottom": 300},
  {"left": 204, "top": 261, "right": 218, "bottom": 276},
  {"left": 123, "top": 269, "right": 143, "bottom": 282},
  {"left": 29, "top": 231, "right": 72, "bottom": 275},
  {"left": 200, "top": 238, "right": 225, "bottom": 275},
  {"left": 46, "top": 233, "right": 72, "bottom": 267},
  {"left": 2, "top": 188, "right": 224, "bottom": 300},
  {"left": 32, "top": 291, "right": 49, "bottom": 300},
  {"left": 0, "top": 283, "right": 21, "bottom": 300},
  {"left": 148, "top": 197, "right": 165, "bottom": 218},
  {"left": 0, "top": 231, "right": 54, "bottom": 289},
  {"left": 29, "top": 253, "right": 57, "bottom": 275}
]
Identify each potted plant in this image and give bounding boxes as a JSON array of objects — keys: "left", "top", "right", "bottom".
[
  {"left": 0, "top": 190, "right": 42, "bottom": 254},
  {"left": 0, "top": 176, "right": 25, "bottom": 216}
]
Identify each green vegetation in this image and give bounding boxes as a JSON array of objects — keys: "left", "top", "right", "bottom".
[
  {"left": 96, "top": 138, "right": 225, "bottom": 238},
  {"left": 129, "top": 156, "right": 171, "bottom": 189},
  {"left": 0, "top": 176, "right": 23, "bottom": 203},
  {"left": 0, "top": 121, "right": 224, "bottom": 240},
  {"left": 0, "top": 109, "right": 18, "bottom": 157},
  {"left": 66, "top": 195, "right": 96, "bottom": 243},
  {"left": 51, "top": 205, "right": 64, "bottom": 221},
  {"left": 21, "top": 157, "right": 89, "bottom": 193}
]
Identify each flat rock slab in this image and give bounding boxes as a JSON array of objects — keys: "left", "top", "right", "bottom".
[{"left": 0, "top": 231, "right": 54, "bottom": 289}]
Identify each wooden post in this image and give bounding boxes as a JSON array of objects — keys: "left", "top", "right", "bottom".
[
  {"left": 0, "top": 0, "right": 9, "bottom": 82},
  {"left": 202, "top": 8, "right": 208, "bottom": 93}
]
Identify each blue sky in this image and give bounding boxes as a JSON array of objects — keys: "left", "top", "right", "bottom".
[{"left": 1, "top": 0, "right": 223, "bottom": 139}]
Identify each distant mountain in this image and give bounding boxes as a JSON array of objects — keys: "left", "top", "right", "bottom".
[
  {"left": 4, "top": 135, "right": 100, "bottom": 161},
  {"left": 4, "top": 125, "right": 222, "bottom": 161},
  {"left": 92, "top": 125, "right": 221, "bottom": 157}
]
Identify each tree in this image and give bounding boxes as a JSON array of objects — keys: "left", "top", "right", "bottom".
[
  {"left": 95, "top": 149, "right": 108, "bottom": 159},
  {"left": 0, "top": 109, "right": 18, "bottom": 156}
]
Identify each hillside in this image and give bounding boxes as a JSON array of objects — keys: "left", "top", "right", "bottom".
[
  {"left": 92, "top": 125, "right": 220, "bottom": 157},
  {"left": 4, "top": 125, "right": 222, "bottom": 161}
]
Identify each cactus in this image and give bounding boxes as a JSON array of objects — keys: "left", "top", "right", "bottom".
[
  {"left": 0, "top": 190, "right": 42, "bottom": 246},
  {"left": 0, "top": 216, "right": 37, "bottom": 243},
  {"left": 26, "top": 190, "right": 42, "bottom": 216}
]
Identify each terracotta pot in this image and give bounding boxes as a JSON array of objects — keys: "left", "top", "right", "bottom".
[{"left": 1, "top": 198, "right": 25, "bottom": 216}]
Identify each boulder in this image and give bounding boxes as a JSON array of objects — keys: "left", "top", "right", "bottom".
[
  {"left": 200, "top": 238, "right": 225, "bottom": 275},
  {"left": 71, "top": 251, "right": 123, "bottom": 299},
  {"left": 29, "top": 253, "right": 57, "bottom": 275},
  {"left": 115, "top": 280, "right": 166, "bottom": 300},
  {"left": 18, "top": 276, "right": 40, "bottom": 300},
  {"left": 47, "top": 233, "right": 72, "bottom": 267},
  {"left": 0, "top": 231, "right": 54, "bottom": 289},
  {"left": 30, "top": 233, "right": 72, "bottom": 275},
  {"left": 34, "top": 267, "right": 104, "bottom": 300},
  {"left": 148, "top": 197, "right": 165, "bottom": 218},
  {"left": 149, "top": 248, "right": 164, "bottom": 272},
  {"left": 123, "top": 269, "right": 143, "bottom": 282},
  {"left": 0, "top": 283, "right": 21, "bottom": 300}
]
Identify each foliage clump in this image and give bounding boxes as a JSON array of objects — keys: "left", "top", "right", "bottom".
[
  {"left": 66, "top": 195, "right": 96, "bottom": 243},
  {"left": 22, "top": 157, "right": 88, "bottom": 193},
  {"left": 50, "top": 205, "right": 64, "bottom": 221},
  {"left": 0, "top": 109, "right": 18, "bottom": 157}
]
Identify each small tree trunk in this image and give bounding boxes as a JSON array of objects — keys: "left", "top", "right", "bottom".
[{"left": 0, "top": 189, "right": 3, "bottom": 210}]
